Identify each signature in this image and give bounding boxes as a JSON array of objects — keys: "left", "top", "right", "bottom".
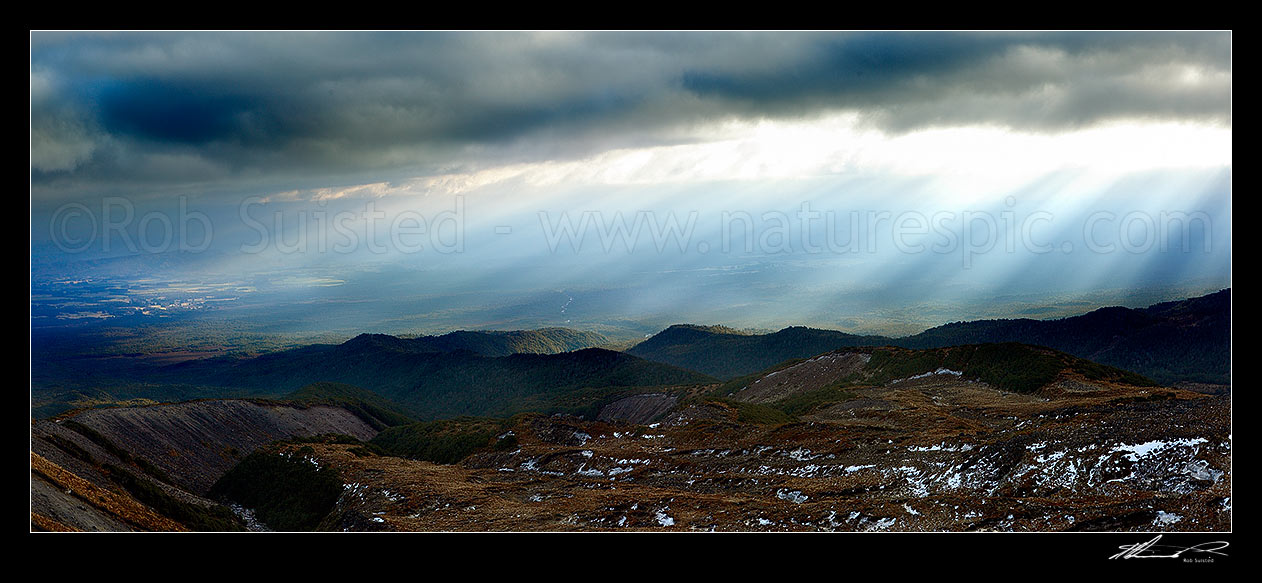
[{"left": 1110, "top": 535, "right": 1229, "bottom": 560}]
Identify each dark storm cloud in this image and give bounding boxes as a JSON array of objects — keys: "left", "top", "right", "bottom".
[
  {"left": 30, "top": 31, "right": 1231, "bottom": 201},
  {"left": 679, "top": 31, "right": 1231, "bottom": 130},
  {"left": 95, "top": 79, "right": 272, "bottom": 143}
]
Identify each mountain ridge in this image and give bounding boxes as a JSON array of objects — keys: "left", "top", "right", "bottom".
[
  {"left": 629, "top": 289, "right": 1230, "bottom": 384},
  {"left": 341, "top": 327, "right": 612, "bottom": 357},
  {"left": 155, "top": 345, "right": 715, "bottom": 420}
]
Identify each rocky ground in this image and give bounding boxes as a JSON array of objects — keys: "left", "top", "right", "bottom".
[
  {"left": 303, "top": 377, "right": 1230, "bottom": 532},
  {"left": 31, "top": 353, "right": 1231, "bottom": 532}
]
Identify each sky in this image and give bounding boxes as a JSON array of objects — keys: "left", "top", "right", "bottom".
[{"left": 30, "top": 31, "right": 1232, "bottom": 342}]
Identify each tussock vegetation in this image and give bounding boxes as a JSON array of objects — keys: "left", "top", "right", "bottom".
[
  {"left": 31, "top": 452, "right": 186, "bottom": 531},
  {"left": 771, "top": 385, "right": 859, "bottom": 418},
  {"left": 717, "top": 400, "right": 793, "bottom": 425},
  {"left": 31, "top": 512, "right": 78, "bottom": 532}
]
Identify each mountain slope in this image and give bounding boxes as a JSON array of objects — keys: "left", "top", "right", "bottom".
[
  {"left": 340, "top": 327, "right": 610, "bottom": 357},
  {"left": 161, "top": 345, "right": 715, "bottom": 420},
  {"left": 627, "top": 324, "right": 890, "bottom": 380},
  {"left": 284, "top": 382, "right": 415, "bottom": 430},
  {"left": 725, "top": 342, "right": 1156, "bottom": 400},
  {"left": 899, "top": 289, "right": 1230, "bottom": 384},
  {"left": 30, "top": 398, "right": 387, "bottom": 531},
  {"left": 629, "top": 290, "right": 1229, "bottom": 384},
  {"left": 254, "top": 383, "right": 1228, "bottom": 532}
]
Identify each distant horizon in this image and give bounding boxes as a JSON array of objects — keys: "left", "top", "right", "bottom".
[
  {"left": 285, "top": 285, "right": 1234, "bottom": 341},
  {"left": 32, "top": 283, "right": 1229, "bottom": 358}
]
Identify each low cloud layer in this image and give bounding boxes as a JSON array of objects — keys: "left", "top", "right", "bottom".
[{"left": 31, "top": 31, "right": 1231, "bottom": 204}]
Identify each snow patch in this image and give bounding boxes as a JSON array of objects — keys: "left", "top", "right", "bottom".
[
  {"left": 906, "top": 368, "right": 964, "bottom": 381},
  {"left": 1153, "top": 511, "right": 1183, "bottom": 527},
  {"left": 866, "top": 517, "right": 897, "bottom": 531},
  {"left": 1110, "top": 438, "right": 1207, "bottom": 462},
  {"left": 776, "top": 489, "right": 809, "bottom": 504}
]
